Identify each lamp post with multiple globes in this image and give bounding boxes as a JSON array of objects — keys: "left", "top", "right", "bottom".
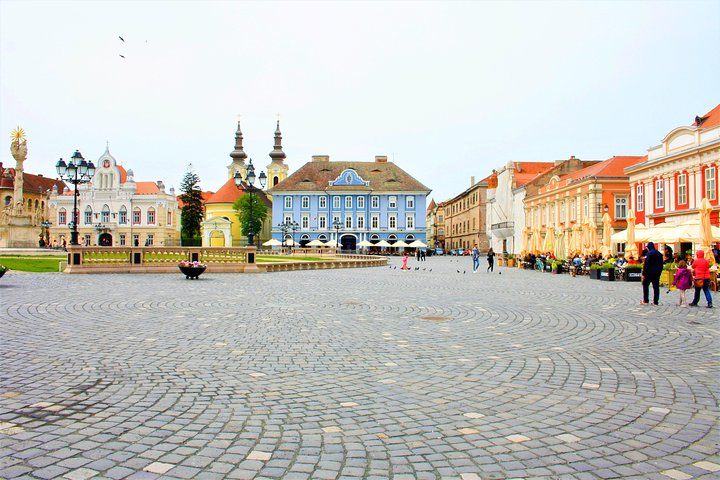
[{"left": 55, "top": 150, "right": 96, "bottom": 246}]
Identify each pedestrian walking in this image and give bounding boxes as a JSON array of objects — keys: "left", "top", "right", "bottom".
[
  {"left": 471, "top": 245, "right": 480, "bottom": 273},
  {"left": 689, "top": 250, "right": 713, "bottom": 308},
  {"left": 672, "top": 260, "right": 693, "bottom": 307},
  {"left": 486, "top": 248, "right": 495, "bottom": 272},
  {"left": 641, "top": 241, "right": 663, "bottom": 305},
  {"left": 402, "top": 252, "right": 409, "bottom": 271}
]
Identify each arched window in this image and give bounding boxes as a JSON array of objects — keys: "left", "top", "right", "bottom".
[
  {"left": 28, "top": 198, "right": 32, "bottom": 209},
  {"left": 58, "top": 208, "right": 67, "bottom": 225},
  {"left": 167, "top": 210, "right": 172, "bottom": 225},
  {"left": 406, "top": 234, "right": 415, "bottom": 241},
  {"left": 84, "top": 206, "right": 93, "bottom": 224},
  {"left": 41, "top": 201, "right": 45, "bottom": 210},
  {"left": 147, "top": 207, "right": 156, "bottom": 225},
  {"left": 3, "top": 196, "right": 11, "bottom": 206},
  {"left": 273, "top": 176, "right": 279, "bottom": 186},
  {"left": 34, "top": 200, "right": 39, "bottom": 210},
  {"left": 101, "top": 205, "right": 110, "bottom": 223},
  {"left": 133, "top": 207, "right": 141, "bottom": 225},
  {"left": 318, "top": 234, "right": 328, "bottom": 241},
  {"left": 119, "top": 206, "right": 127, "bottom": 224}
]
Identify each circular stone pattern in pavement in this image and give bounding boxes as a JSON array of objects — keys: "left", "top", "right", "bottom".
[{"left": 0, "top": 257, "right": 718, "bottom": 480}]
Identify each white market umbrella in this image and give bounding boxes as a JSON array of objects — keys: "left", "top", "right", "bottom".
[
  {"left": 357, "top": 240, "right": 374, "bottom": 247},
  {"left": 324, "top": 240, "right": 339, "bottom": 247},
  {"left": 408, "top": 240, "right": 427, "bottom": 248},
  {"left": 375, "top": 240, "right": 392, "bottom": 248},
  {"left": 306, "top": 239, "right": 325, "bottom": 247},
  {"left": 391, "top": 240, "right": 410, "bottom": 248},
  {"left": 262, "top": 238, "right": 282, "bottom": 246}
]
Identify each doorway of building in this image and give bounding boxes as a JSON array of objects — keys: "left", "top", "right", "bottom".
[
  {"left": 210, "top": 230, "right": 225, "bottom": 247},
  {"left": 99, "top": 233, "right": 112, "bottom": 246},
  {"left": 340, "top": 235, "right": 356, "bottom": 251}
]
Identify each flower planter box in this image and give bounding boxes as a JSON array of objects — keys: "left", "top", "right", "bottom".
[
  {"left": 600, "top": 268, "right": 615, "bottom": 281},
  {"left": 624, "top": 269, "right": 642, "bottom": 282},
  {"left": 179, "top": 265, "right": 206, "bottom": 279},
  {"left": 589, "top": 268, "right": 601, "bottom": 280}
]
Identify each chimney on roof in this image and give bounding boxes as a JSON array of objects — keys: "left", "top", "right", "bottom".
[
  {"left": 156, "top": 180, "right": 165, "bottom": 192},
  {"left": 312, "top": 155, "right": 330, "bottom": 162},
  {"left": 375, "top": 155, "right": 388, "bottom": 163},
  {"left": 470, "top": 175, "right": 475, "bottom": 186}
]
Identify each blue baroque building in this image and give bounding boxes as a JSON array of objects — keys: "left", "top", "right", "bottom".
[{"left": 268, "top": 155, "right": 431, "bottom": 250}]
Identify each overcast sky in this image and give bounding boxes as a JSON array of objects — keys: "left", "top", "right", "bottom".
[{"left": 1, "top": 0, "right": 719, "bottom": 203}]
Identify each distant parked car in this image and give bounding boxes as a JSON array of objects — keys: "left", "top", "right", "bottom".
[
  {"left": 435, "top": 248, "right": 444, "bottom": 256},
  {"left": 456, "top": 248, "right": 465, "bottom": 256}
]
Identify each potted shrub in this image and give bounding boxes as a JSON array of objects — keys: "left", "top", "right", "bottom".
[
  {"left": 506, "top": 254, "right": 515, "bottom": 268},
  {"left": 589, "top": 263, "right": 602, "bottom": 279},
  {"left": 660, "top": 262, "right": 676, "bottom": 286},
  {"left": 599, "top": 261, "right": 615, "bottom": 281},
  {"left": 624, "top": 264, "right": 642, "bottom": 281},
  {"left": 178, "top": 260, "right": 207, "bottom": 279},
  {"left": 552, "top": 260, "right": 564, "bottom": 274}
]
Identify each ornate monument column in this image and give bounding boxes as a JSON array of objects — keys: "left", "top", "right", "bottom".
[{"left": 10, "top": 127, "right": 27, "bottom": 215}]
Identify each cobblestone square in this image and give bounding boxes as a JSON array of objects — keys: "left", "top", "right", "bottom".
[{"left": 1, "top": 258, "right": 718, "bottom": 479}]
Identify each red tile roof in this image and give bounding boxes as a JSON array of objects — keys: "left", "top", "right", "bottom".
[
  {"left": 694, "top": 104, "right": 720, "bottom": 129},
  {"left": 206, "top": 177, "right": 271, "bottom": 207},
  {"left": 561, "top": 156, "right": 646, "bottom": 185},
  {"left": 134, "top": 182, "right": 160, "bottom": 195},
  {"left": 0, "top": 164, "right": 66, "bottom": 194},
  {"left": 513, "top": 162, "right": 557, "bottom": 187}
]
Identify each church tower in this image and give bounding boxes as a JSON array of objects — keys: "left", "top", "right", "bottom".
[
  {"left": 226, "top": 120, "right": 248, "bottom": 180},
  {"left": 266, "top": 120, "right": 289, "bottom": 187}
]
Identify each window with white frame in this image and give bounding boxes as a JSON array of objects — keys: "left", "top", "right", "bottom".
[
  {"left": 167, "top": 211, "right": 172, "bottom": 225},
  {"left": 345, "top": 196, "right": 352, "bottom": 209},
  {"left": 146, "top": 234, "right": 154, "bottom": 246},
  {"left": 333, "top": 196, "right": 341, "bottom": 209},
  {"left": 357, "top": 196, "right": 365, "bottom": 209},
  {"left": 615, "top": 196, "right": 627, "bottom": 219},
  {"left": 133, "top": 208, "right": 141, "bottom": 225},
  {"left": 357, "top": 215, "right": 365, "bottom": 229},
  {"left": 333, "top": 215, "right": 340, "bottom": 225},
  {"left": 637, "top": 184, "right": 644, "bottom": 211},
  {"left": 284, "top": 214, "right": 292, "bottom": 224},
  {"left": 319, "top": 196, "right": 327, "bottom": 209},
  {"left": 102, "top": 205, "right": 110, "bottom": 223},
  {"left": 559, "top": 201, "right": 566, "bottom": 223},
  {"left": 388, "top": 214, "right": 397, "bottom": 229},
  {"left": 388, "top": 196, "right": 397, "bottom": 209},
  {"left": 301, "top": 196, "right": 309, "bottom": 209},
  {"left": 133, "top": 234, "right": 140, "bottom": 246},
  {"left": 85, "top": 206, "right": 93, "bottom": 224},
  {"left": 571, "top": 200, "right": 577, "bottom": 221},
  {"left": 59, "top": 208, "right": 66, "bottom": 225},
  {"left": 549, "top": 204, "right": 555, "bottom": 224},
  {"left": 371, "top": 213, "right": 379, "bottom": 229},
  {"left": 542, "top": 206, "right": 547, "bottom": 225},
  {"left": 284, "top": 196, "right": 292, "bottom": 209},
  {"left": 345, "top": 215, "right": 352, "bottom": 229},
  {"left": 406, "top": 196, "right": 414, "bottom": 209},
  {"left": 147, "top": 207, "right": 155, "bottom": 225},
  {"left": 301, "top": 215, "right": 309, "bottom": 229},
  {"left": 84, "top": 234, "right": 91, "bottom": 245},
  {"left": 655, "top": 180, "right": 664, "bottom": 209},
  {"left": 371, "top": 196, "right": 379, "bottom": 208},
  {"left": 677, "top": 174, "right": 687, "bottom": 204},
  {"left": 318, "top": 215, "right": 327, "bottom": 230},
  {"left": 706, "top": 167, "right": 717, "bottom": 201},
  {"left": 119, "top": 206, "right": 127, "bottom": 224},
  {"left": 406, "top": 214, "right": 414, "bottom": 229},
  {"left": 583, "top": 197, "right": 588, "bottom": 219},
  {"left": 119, "top": 234, "right": 126, "bottom": 246}
]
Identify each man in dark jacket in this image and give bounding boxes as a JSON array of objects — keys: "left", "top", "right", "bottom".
[{"left": 641, "top": 241, "right": 664, "bottom": 305}]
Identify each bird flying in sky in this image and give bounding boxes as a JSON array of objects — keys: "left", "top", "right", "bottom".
[
  {"left": 119, "top": 36, "right": 124, "bottom": 42},
  {"left": 119, "top": 54, "right": 125, "bottom": 59}
]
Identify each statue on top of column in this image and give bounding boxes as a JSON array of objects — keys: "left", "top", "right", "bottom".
[{"left": 10, "top": 127, "right": 28, "bottom": 215}]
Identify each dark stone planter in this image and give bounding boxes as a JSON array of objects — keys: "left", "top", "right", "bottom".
[
  {"left": 0, "top": 269, "right": 6, "bottom": 279},
  {"left": 589, "top": 268, "right": 601, "bottom": 280},
  {"left": 553, "top": 266, "right": 563, "bottom": 274},
  {"left": 600, "top": 268, "right": 615, "bottom": 281},
  {"left": 179, "top": 266, "right": 206, "bottom": 279},
  {"left": 624, "top": 269, "right": 642, "bottom": 282}
]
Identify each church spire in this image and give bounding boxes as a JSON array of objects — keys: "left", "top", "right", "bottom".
[
  {"left": 269, "top": 119, "right": 286, "bottom": 162},
  {"left": 229, "top": 120, "right": 248, "bottom": 163}
]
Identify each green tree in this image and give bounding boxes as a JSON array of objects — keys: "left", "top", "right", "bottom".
[
  {"left": 233, "top": 192, "right": 268, "bottom": 245},
  {"left": 179, "top": 164, "right": 204, "bottom": 244}
]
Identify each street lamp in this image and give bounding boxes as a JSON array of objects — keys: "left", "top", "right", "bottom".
[
  {"left": 56, "top": 150, "right": 96, "bottom": 246},
  {"left": 233, "top": 158, "right": 267, "bottom": 247},
  {"left": 333, "top": 218, "right": 342, "bottom": 251},
  {"left": 40, "top": 220, "right": 52, "bottom": 246},
  {"left": 290, "top": 220, "right": 299, "bottom": 249},
  {"left": 278, "top": 221, "right": 290, "bottom": 250}
]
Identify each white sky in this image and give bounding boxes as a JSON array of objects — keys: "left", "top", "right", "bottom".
[{"left": 1, "top": 0, "right": 719, "bottom": 203}]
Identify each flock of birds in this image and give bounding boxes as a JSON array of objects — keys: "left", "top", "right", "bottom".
[{"left": 118, "top": 35, "right": 147, "bottom": 59}]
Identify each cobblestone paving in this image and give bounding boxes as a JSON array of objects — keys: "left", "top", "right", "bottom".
[{"left": 1, "top": 257, "right": 718, "bottom": 480}]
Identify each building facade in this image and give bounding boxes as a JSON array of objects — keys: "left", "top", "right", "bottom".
[
  {"left": 524, "top": 155, "right": 645, "bottom": 256},
  {"left": 268, "top": 155, "right": 431, "bottom": 249},
  {"left": 625, "top": 104, "right": 720, "bottom": 228},
  {"left": 443, "top": 176, "right": 490, "bottom": 252},
  {"left": 47, "top": 146, "right": 180, "bottom": 247}
]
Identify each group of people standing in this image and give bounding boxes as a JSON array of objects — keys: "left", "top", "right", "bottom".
[{"left": 642, "top": 241, "right": 714, "bottom": 308}]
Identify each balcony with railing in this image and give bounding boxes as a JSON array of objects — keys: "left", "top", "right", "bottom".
[{"left": 490, "top": 221, "right": 515, "bottom": 237}]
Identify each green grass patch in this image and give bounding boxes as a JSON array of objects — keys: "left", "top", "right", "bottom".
[{"left": 0, "top": 256, "right": 64, "bottom": 272}]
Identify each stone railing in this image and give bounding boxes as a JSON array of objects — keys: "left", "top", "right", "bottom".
[
  {"left": 64, "top": 246, "right": 258, "bottom": 274},
  {"left": 259, "top": 254, "right": 387, "bottom": 272}
]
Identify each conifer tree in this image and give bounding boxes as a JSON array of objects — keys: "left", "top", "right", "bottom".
[{"left": 179, "top": 164, "right": 204, "bottom": 244}]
